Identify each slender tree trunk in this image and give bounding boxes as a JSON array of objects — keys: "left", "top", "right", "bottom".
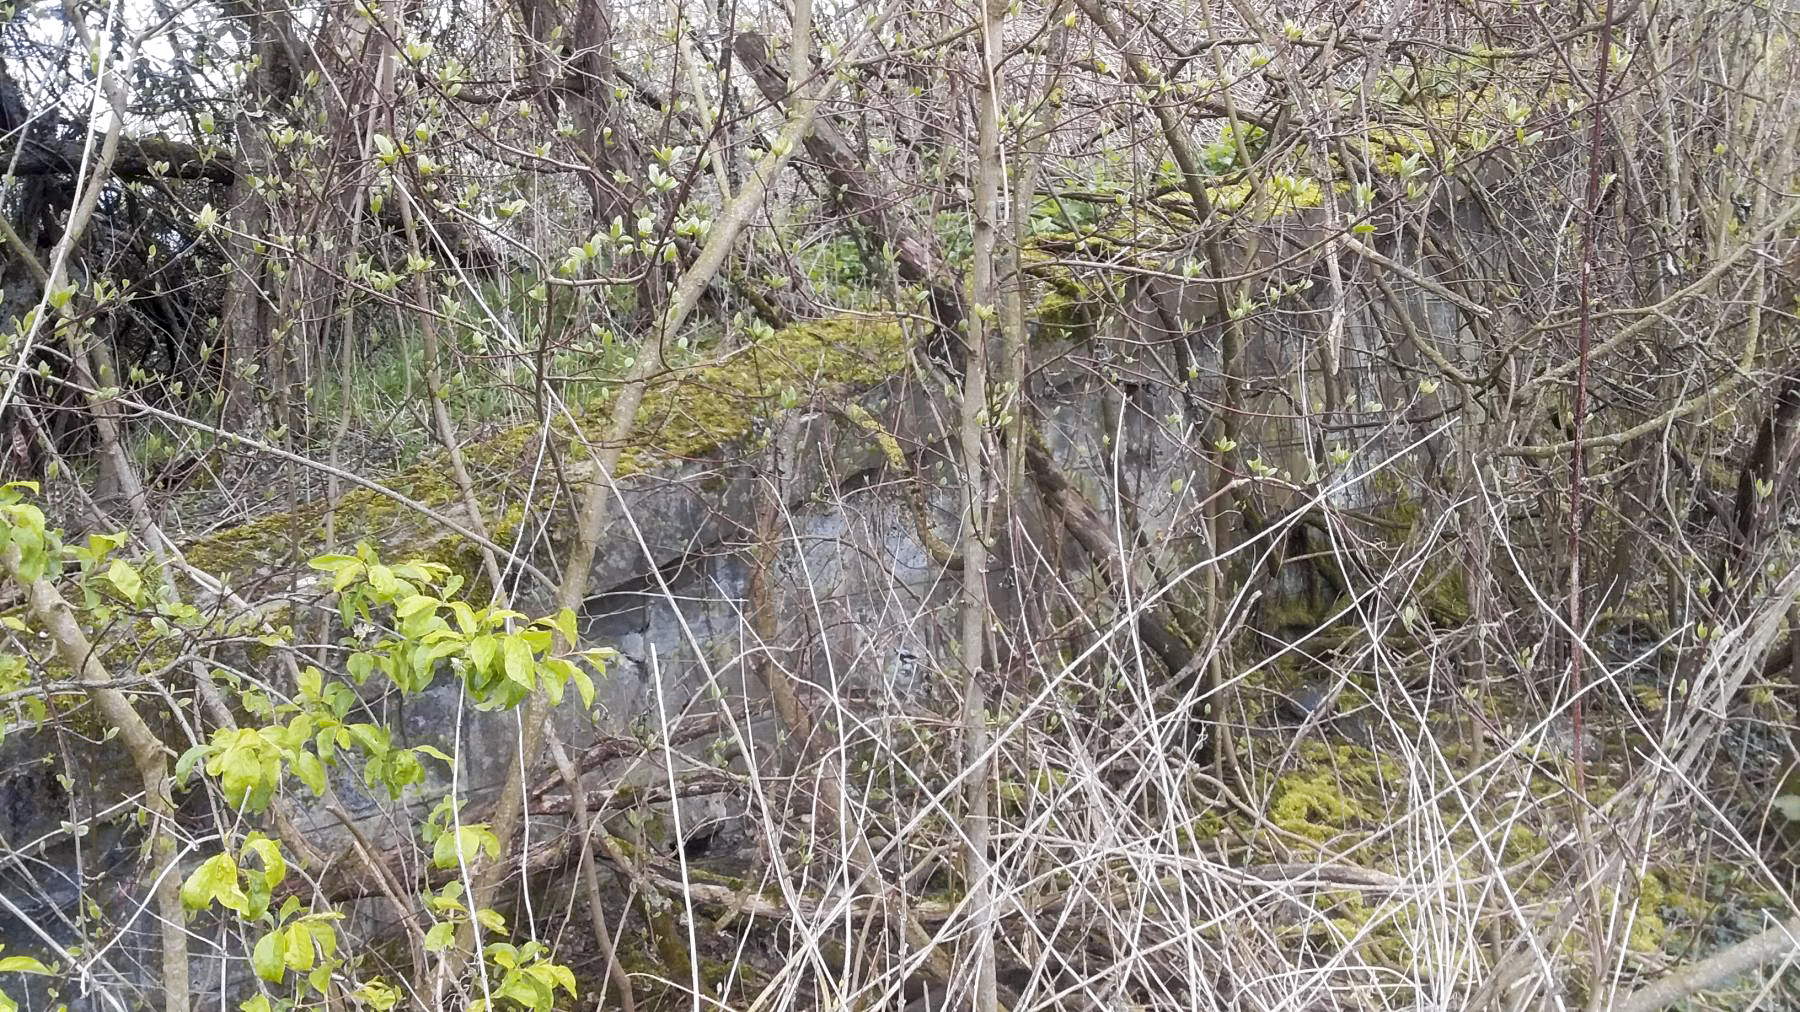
[
  {"left": 217, "top": 0, "right": 300, "bottom": 436},
  {"left": 960, "top": 4, "right": 1005, "bottom": 1009}
]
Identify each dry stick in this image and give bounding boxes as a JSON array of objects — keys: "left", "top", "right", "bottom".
[
  {"left": 73, "top": 344, "right": 347, "bottom": 883},
  {"left": 1338, "top": 236, "right": 1493, "bottom": 321},
  {"left": 463, "top": 43, "right": 855, "bottom": 965},
  {"left": 731, "top": 33, "right": 966, "bottom": 338},
  {"left": 2, "top": 542, "right": 189, "bottom": 1012},
  {"left": 1569, "top": 4, "right": 1619, "bottom": 995},
  {"left": 1569, "top": 2, "right": 1624, "bottom": 769},
  {"left": 0, "top": 34, "right": 195, "bottom": 1001},
  {"left": 1506, "top": 367, "right": 1751, "bottom": 458},
  {"left": 1614, "top": 917, "right": 1800, "bottom": 1012},
  {"left": 1471, "top": 852, "right": 1621, "bottom": 1011},
  {"left": 371, "top": 1, "right": 506, "bottom": 599},
  {"left": 323, "top": 22, "right": 393, "bottom": 556},
  {"left": 395, "top": 184, "right": 506, "bottom": 595},
  {"left": 2, "top": 239, "right": 423, "bottom": 987},
  {"left": 0, "top": 11, "right": 127, "bottom": 420},
  {"left": 1022, "top": 439, "right": 1195, "bottom": 699},
  {"left": 1071, "top": 0, "right": 1249, "bottom": 770},
  {"left": 89, "top": 344, "right": 442, "bottom": 991},
  {"left": 322, "top": 800, "right": 431, "bottom": 975},
  {"left": 546, "top": 730, "right": 638, "bottom": 1012},
  {"left": 1524, "top": 192, "right": 1800, "bottom": 392}
]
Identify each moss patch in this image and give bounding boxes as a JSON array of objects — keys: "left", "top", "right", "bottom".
[
  {"left": 184, "top": 315, "right": 911, "bottom": 586},
  {"left": 1270, "top": 771, "right": 1369, "bottom": 842}
]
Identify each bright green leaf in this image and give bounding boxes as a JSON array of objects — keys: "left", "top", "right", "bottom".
[
  {"left": 104, "top": 559, "right": 143, "bottom": 603},
  {"left": 252, "top": 928, "right": 287, "bottom": 983}
]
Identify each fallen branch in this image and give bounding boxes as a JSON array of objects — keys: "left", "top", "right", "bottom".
[{"left": 1614, "top": 916, "right": 1800, "bottom": 1012}]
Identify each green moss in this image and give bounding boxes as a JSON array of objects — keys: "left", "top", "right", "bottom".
[
  {"left": 1260, "top": 592, "right": 1336, "bottom": 632},
  {"left": 183, "top": 315, "right": 910, "bottom": 587},
  {"left": 1627, "top": 873, "right": 1673, "bottom": 951},
  {"left": 1264, "top": 743, "right": 1406, "bottom": 845},
  {"left": 1499, "top": 824, "right": 1548, "bottom": 864},
  {"left": 1416, "top": 563, "right": 1471, "bottom": 626},
  {"left": 1184, "top": 809, "right": 1227, "bottom": 843},
  {"left": 1311, "top": 892, "right": 1413, "bottom": 967},
  {"left": 1270, "top": 772, "right": 1367, "bottom": 841}
]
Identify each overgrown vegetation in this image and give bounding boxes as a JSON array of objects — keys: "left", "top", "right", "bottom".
[{"left": 4, "top": 1, "right": 1800, "bottom": 1011}]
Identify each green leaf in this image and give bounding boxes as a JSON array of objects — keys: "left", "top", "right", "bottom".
[
  {"left": 433, "top": 824, "right": 500, "bottom": 869},
  {"left": 468, "top": 635, "right": 500, "bottom": 675},
  {"left": 351, "top": 980, "right": 400, "bottom": 1012},
  {"left": 309, "top": 554, "right": 364, "bottom": 592},
  {"left": 432, "top": 830, "right": 459, "bottom": 869},
  {"left": 1774, "top": 795, "right": 1800, "bottom": 820},
  {"left": 503, "top": 636, "right": 535, "bottom": 690},
  {"left": 174, "top": 743, "right": 210, "bottom": 787},
  {"left": 242, "top": 836, "right": 288, "bottom": 893},
  {"left": 296, "top": 666, "right": 323, "bottom": 698},
  {"left": 180, "top": 853, "right": 241, "bottom": 912},
  {"left": 290, "top": 750, "right": 327, "bottom": 795},
  {"left": 497, "top": 975, "right": 551, "bottom": 1010},
  {"left": 252, "top": 928, "right": 287, "bottom": 982},
  {"left": 542, "top": 960, "right": 577, "bottom": 995},
  {"left": 423, "top": 922, "right": 456, "bottom": 952},
  {"left": 449, "top": 601, "right": 478, "bottom": 635},
  {"left": 540, "top": 658, "right": 567, "bottom": 706},
  {"left": 363, "top": 563, "right": 395, "bottom": 596},
  {"left": 0, "top": 956, "right": 50, "bottom": 975},
  {"left": 308, "top": 915, "right": 341, "bottom": 958},
  {"left": 395, "top": 594, "right": 439, "bottom": 619},
  {"left": 346, "top": 723, "right": 390, "bottom": 755},
  {"left": 282, "top": 923, "right": 316, "bottom": 972},
  {"left": 105, "top": 559, "right": 143, "bottom": 604}
]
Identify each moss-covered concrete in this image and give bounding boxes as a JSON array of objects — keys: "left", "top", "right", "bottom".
[{"left": 183, "top": 315, "right": 911, "bottom": 588}]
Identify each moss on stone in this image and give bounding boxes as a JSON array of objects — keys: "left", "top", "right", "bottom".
[{"left": 183, "top": 315, "right": 911, "bottom": 588}]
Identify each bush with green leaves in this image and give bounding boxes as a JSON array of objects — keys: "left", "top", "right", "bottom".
[
  {"left": 172, "top": 543, "right": 609, "bottom": 1010},
  {"left": 2, "top": 481, "right": 608, "bottom": 1012}
]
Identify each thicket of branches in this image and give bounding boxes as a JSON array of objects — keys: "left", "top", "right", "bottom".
[{"left": 4, "top": 0, "right": 1800, "bottom": 1010}]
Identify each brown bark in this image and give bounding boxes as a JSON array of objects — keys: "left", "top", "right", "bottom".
[
  {"left": 515, "top": 0, "right": 639, "bottom": 226},
  {"left": 1731, "top": 370, "right": 1800, "bottom": 563},
  {"left": 2, "top": 134, "right": 236, "bottom": 182},
  {"left": 962, "top": 5, "right": 1003, "bottom": 1009},
  {"left": 215, "top": 0, "right": 302, "bottom": 434}
]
